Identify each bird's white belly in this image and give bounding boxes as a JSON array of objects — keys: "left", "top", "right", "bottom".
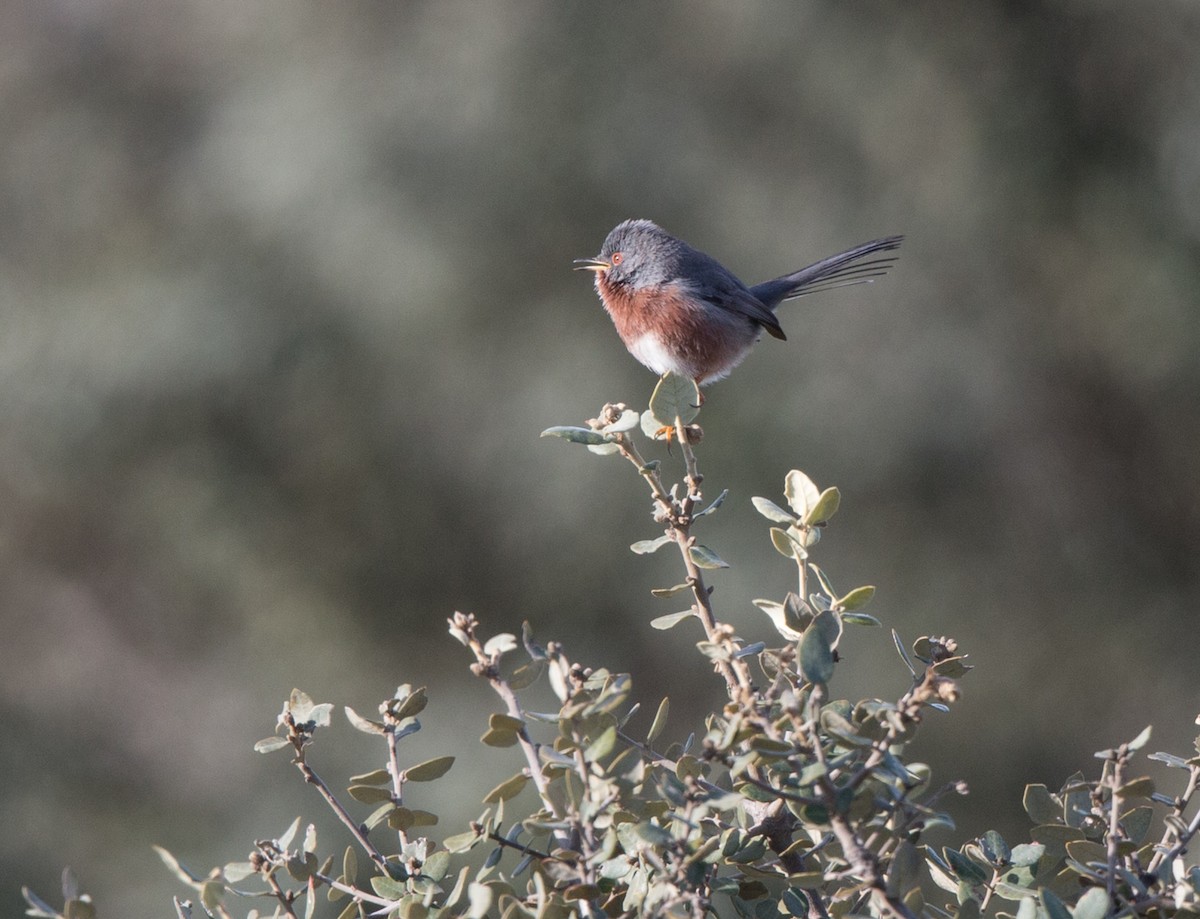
[{"left": 627, "top": 332, "right": 682, "bottom": 376}]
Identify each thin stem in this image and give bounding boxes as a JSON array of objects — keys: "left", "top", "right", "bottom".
[
  {"left": 1106, "top": 747, "right": 1127, "bottom": 903},
  {"left": 291, "top": 746, "right": 391, "bottom": 874},
  {"left": 488, "top": 673, "right": 563, "bottom": 820},
  {"left": 613, "top": 427, "right": 753, "bottom": 697},
  {"left": 264, "top": 871, "right": 300, "bottom": 919},
  {"left": 311, "top": 872, "right": 397, "bottom": 910},
  {"left": 807, "top": 687, "right": 918, "bottom": 919},
  {"left": 385, "top": 728, "right": 410, "bottom": 848},
  {"left": 1146, "top": 765, "right": 1200, "bottom": 876}
]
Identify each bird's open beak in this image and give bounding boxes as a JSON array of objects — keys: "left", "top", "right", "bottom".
[{"left": 572, "top": 257, "right": 610, "bottom": 273}]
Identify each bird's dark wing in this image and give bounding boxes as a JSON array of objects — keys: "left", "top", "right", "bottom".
[
  {"left": 676, "top": 245, "right": 788, "bottom": 340},
  {"left": 750, "top": 236, "right": 903, "bottom": 310},
  {"left": 694, "top": 280, "right": 787, "bottom": 341}
]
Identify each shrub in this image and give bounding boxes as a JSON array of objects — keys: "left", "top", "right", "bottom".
[{"left": 24, "top": 376, "right": 1200, "bottom": 919}]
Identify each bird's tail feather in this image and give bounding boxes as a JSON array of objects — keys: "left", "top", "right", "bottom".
[{"left": 750, "top": 236, "right": 903, "bottom": 309}]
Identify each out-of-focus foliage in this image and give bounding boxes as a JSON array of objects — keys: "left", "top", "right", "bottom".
[{"left": 4, "top": 1, "right": 1200, "bottom": 915}]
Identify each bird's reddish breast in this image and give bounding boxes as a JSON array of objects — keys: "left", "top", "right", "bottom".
[{"left": 596, "top": 275, "right": 756, "bottom": 381}]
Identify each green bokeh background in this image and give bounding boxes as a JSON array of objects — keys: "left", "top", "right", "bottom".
[{"left": 4, "top": 1, "right": 1199, "bottom": 913}]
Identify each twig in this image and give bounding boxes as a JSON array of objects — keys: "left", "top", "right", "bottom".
[
  {"left": 612, "top": 429, "right": 754, "bottom": 698},
  {"left": 264, "top": 871, "right": 300, "bottom": 919},
  {"left": 1105, "top": 746, "right": 1127, "bottom": 903},
  {"left": 287, "top": 730, "right": 391, "bottom": 875},
  {"left": 384, "top": 724, "right": 411, "bottom": 848},
  {"left": 487, "top": 831, "right": 555, "bottom": 861},
  {"left": 1147, "top": 764, "right": 1200, "bottom": 876},
  {"left": 311, "top": 870, "right": 401, "bottom": 909}
]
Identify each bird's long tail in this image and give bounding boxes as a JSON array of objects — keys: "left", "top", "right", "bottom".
[{"left": 750, "top": 235, "right": 903, "bottom": 310}]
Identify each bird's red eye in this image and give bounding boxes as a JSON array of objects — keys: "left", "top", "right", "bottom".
[{"left": 611, "top": 252, "right": 623, "bottom": 266}]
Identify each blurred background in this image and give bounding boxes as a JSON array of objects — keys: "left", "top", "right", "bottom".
[{"left": 3, "top": 0, "right": 1200, "bottom": 913}]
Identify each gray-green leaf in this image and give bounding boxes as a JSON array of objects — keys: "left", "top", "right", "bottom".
[
  {"left": 631, "top": 535, "right": 673, "bottom": 555},
  {"left": 648, "top": 373, "right": 701, "bottom": 426},
  {"left": 752, "top": 496, "right": 797, "bottom": 524},
  {"left": 690, "top": 545, "right": 730, "bottom": 569},
  {"left": 540, "top": 426, "right": 609, "bottom": 445}
]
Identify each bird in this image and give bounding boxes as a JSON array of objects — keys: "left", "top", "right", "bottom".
[{"left": 574, "top": 219, "right": 901, "bottom": 393}]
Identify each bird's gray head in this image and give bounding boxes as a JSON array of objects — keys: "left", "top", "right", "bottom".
[{"left": 595, "top": 219, "right": 688, "bottom": 289}]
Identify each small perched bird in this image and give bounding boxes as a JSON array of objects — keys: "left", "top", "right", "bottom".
[{"left": 575, "top": 219, "right": 901, "bottom": 391}]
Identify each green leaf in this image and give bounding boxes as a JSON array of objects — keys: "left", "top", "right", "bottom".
[
  {"left": 892, "top": 628, "right": 916, "bottom": 675},
  {"left": 1127, "top": 725, "right": 1152, "bottom": 750},
  {"left": 782, "top": 888, "right": 810, "bottom": 917},
  {"left": 483, "top": 773, "right": 529, "bottom": 803},
  {"left": 1029, "top": 823, "right": 1085, "bottom": 857},
  {"left": 651, "top": 583, "right": 691, "bottom": 598},
  {"left": 842, "top": 611, "right": 881, "bottom": 626},
  {"left": 404, "top": 755, "right": 455, "bottom": 782},
  {"left": 1008, "top": 843, "right": 1045, "bottom": 868},
  {"left": 481, "top": 726, "right": 519, "bottom": 747},
  {"left": 810, "top": 564, "right": 838, "bottom": 601},
  {"left": 1117, "top": 776, "right": 1155, "bottom": 797},
  {"left": 585, "top": 725, "right": 618, "bottom": 761},
  {"left": 393, "top": 687, "right": 429, "bottom": 720},
  {"left": 647, "top": 697, "right": 669, "bottom": 744},
  {"left": 944, "top": 847, "right": 989, "bottom": 886},
  {"left": 754, "top": 598, "right": 805, "bottom": 641},
  {"left": 349, "top": 768, "right": 392, "bottom": 786},
  {"left": 344, "top": 706, "right": 387, "bottom": 735},
  {"left": 770, "top": 527, "right": 799, "bottom": 559},
  {"left": 224, "top": 861, "right": 256, "bottom": 882},
  {"left": 631, "top": 535, "right": 673, "bottom": 555},
  {"left": 887, "top": 840, "right": 921, "bottom": 898},
  {"left": 603, "top": 409, "right": 640, "bottom": 433},
  {"left": 371, "top": 875, "right": 407, "bottom": 899},
  {"left": 799, "top": 619, "right": 835, "bottom": 685},
  {"left": 650, "top": 610, "right": 695, "bottom": 630},
  {"left": 648, "top": 373, "right": 701, "bottom": 426},
  {"left": 633, "top": 821, "right": 674, "bottom": 848},
  {"left": 752, "top": 496, "right": 797, "bottom": 524},
  {"left": 483, "top": 633, "right": 517, "bottom": 657},
  {"left": 836, "top": 585, "right": 875, "bottom": 611},
  {"left": 154, "top": 844, "right": 204, "bottom": 885},
  {"left": 343, "top": 846, "right": 358, "bottom": 885},
  {"left": 21, "top": 887, "right": 60, "bottom": 919},
  {"left": 690, "top": 544, "right": 730, "bottom": 569},
  {"left": 1122, "top": 806, "right": 1153, "bottom": 845},
  {"left": 812, "top": 609, "right": 843, "bottom": 652},
  {"left": 388, "top": 808, "right": 438, "bottom": 831},
  {"left": 803, "top": 487, "right": 841, "bottom": 526},
  {"left": 784, "top": 470, "right": 820, "bottom": 518},
  {"left": 1040, "top": 889, "right": 1073, "bottom": 919},
  {"left": 254, "top": 736, "right": 290, "bottom": 754},
  {"left": 421, "top": 850, "right": 451, "bottom": 883},
  {"left": 981, "top": 830, "right": 1011, "bottom": 866},
  {"left": 489, "top": 713, "right": 524, "bottom": 732},
  {"left": 444, "top": 830, "right": 482, "bottom": 853},
  {"left": 277, "top": 816, "right": 302, "bottom": 851},
  {"left": 1072, "top": 887, "right": 1109, "bottom": 919},
  {"left": 507, "top": 658, "right": 545, "bottom": 691},
  {"left": 1023, "top": 785, "right": 1059, "bottom": 825},
  {"left": 539, "top": 426, "right": 609, "bottom": 445},
  {"left": 348, "top": 785, "right": 393, "bottom": 804},
  {"left": 696, "top": 489, "right": 729, "bottom": 517}
]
